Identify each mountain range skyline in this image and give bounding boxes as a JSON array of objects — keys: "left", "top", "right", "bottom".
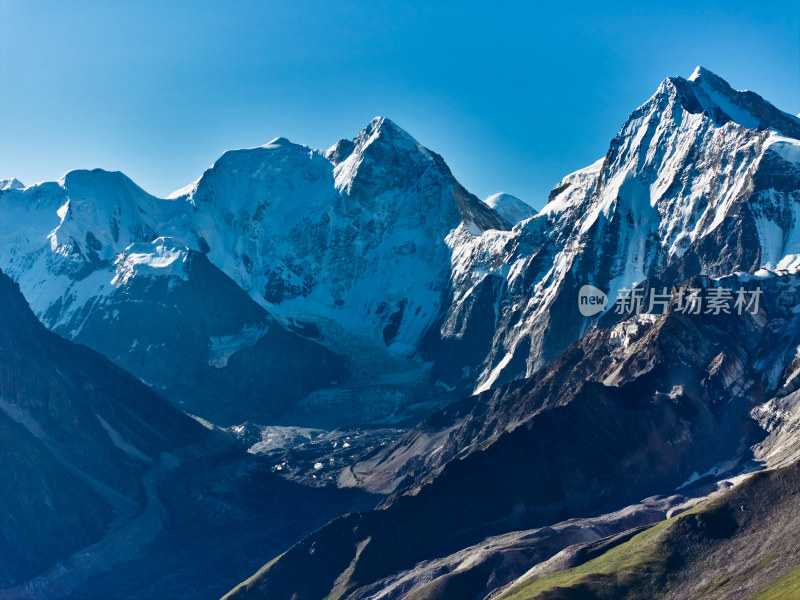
[
  {"left": 2, "top": 60, "right": 800, "bottom": 599},
  {"left": 5, "top": 62, "right": 796, "bottom": 210},
  {"left": 2, "top": 0, "right": 798, "bottom": 206}
]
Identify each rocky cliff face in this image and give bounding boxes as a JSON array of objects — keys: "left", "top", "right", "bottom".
[
  {"left": 423, "top": 66, "right": 800, "bottom": 395},
  {"left": 176, "top": 118, "right": 507, "bottom": 350}
]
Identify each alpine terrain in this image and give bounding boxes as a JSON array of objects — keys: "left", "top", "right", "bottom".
[
  {"left": 222, "top": 67, "right": 800, "bottom": 599},
  {"left": 1, "top": 66, "right": 799, "bottom": 599}
]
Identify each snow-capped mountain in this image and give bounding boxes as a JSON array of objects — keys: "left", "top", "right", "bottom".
[
  {"left": 173, "top": 117, "right": 507, "bottom": 353},
  {"left": 4, "top": 65, "right": 800, "bottom": 600},
  {"left": 1, "top": 68, "right": 798, "bottom": 428},
  {"left": 0, "top": 170, "right": 343, "bottom": 425},
  {"left": 0, "top": 178, "right": 24, "bottom": 191},
  {"left": 424, "top": 65, "right": 800, "bottom": 394},
  {"left": 483, "top": 192, "right": 537, "bottom": 224},
  {"left": 0, "top": 117, "right": 509, "bottom": 425}
]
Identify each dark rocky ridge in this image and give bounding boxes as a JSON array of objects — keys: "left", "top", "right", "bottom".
[
  {"left": 0, "top": 269, "right": 379, "bottom": 599},
  {"left": 0, "top": 269, "right": 210, "bottom": 588}
]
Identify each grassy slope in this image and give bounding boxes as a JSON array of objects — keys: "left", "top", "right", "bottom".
[
  {"left": 497, "top": 505, "right": 694, "bottom": 600},
  {"left": 497, "top": 466, "right": 800, "bottom": 600},
  {"left": 751, "top": 566, "right": 800, "bottom": 600},
  {"left": 221, "top": 554, "right": 283, "bottom": 600}
]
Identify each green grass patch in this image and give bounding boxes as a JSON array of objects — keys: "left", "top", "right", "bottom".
[
  {"left": 700, "top": 573, "right": 731, "bottom": 595},
  {"left": 221, "top": 553, "right": 283, "bottom": 599},
  {"left": 751, "top": 565, "right": 800, "bottom": 600},
  {"left": 496, "top": 498, "right": 729, "bottom": 600},
  {"left": 497, "top": 517, "right": 678, "bottom": 599}
]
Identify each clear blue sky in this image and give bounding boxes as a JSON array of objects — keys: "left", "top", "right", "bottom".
[{"left": 1, "top": 1, "right": 798, "bottom": 209}]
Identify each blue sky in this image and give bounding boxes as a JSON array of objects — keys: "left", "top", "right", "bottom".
[{"left": 1, "top": 1, "right": 798, "bottom": 209}]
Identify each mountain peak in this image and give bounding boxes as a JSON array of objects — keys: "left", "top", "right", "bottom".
[
  {"left": 0, "top": 178, "right": 24, "bottom": 191},
  {"left": 666, "top": 67, "right": 800, "bottom": 138},
  {"left": 686, "top": 65, "right": 750, "bottom": 106},
  {"left": 360, "top": 116, "right": 418, "bottom": 148},
  {"left": 60, "top": 168, "right": 126, "bottom": 184},
  {"left": 58, "top": 168, "right": 147, "bottom": 197},
  {"left": 261, "top": 136, "right": 297, "bottom": 149},
  {"left": 333, "top": 116, "right": 431, "bottom": 193},
  {"left": 484, "top": 192, "right": 537, "bottom": 224},
  {"left": 688, "top": 65, "right": 721, "bottom": 84},
  {"left": 369, "top": 115, "right": 400, "bottom": 131}
]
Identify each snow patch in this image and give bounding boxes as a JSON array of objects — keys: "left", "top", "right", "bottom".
[
  {"left": 208, "top": 324, "right": 271, "bottom": 368},
  {"left": 766, "top": 134, "right": 800, "bottom": 163},
  {"left": 112, "top": 237, "right": 190, "bottom": 286}
]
